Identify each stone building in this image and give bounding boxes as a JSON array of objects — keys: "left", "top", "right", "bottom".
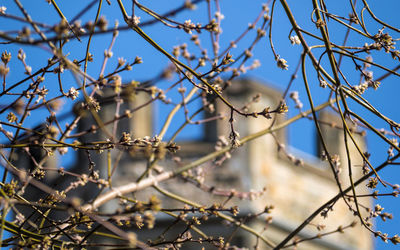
[{"left": 16, "top": 79, "right": 372, "bottom": 249}]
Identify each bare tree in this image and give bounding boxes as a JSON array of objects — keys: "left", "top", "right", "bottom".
[{"left": 0, "top": 0, "right": 399, "bottom": 249}]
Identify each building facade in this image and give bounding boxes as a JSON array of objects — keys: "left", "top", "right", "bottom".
[{"left": 16, "top": 79, "right": 372, "bottom": 249}]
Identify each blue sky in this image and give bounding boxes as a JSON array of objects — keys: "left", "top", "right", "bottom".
[{"left": 1, "top": 0, "right": 399, "bottom": 249}]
